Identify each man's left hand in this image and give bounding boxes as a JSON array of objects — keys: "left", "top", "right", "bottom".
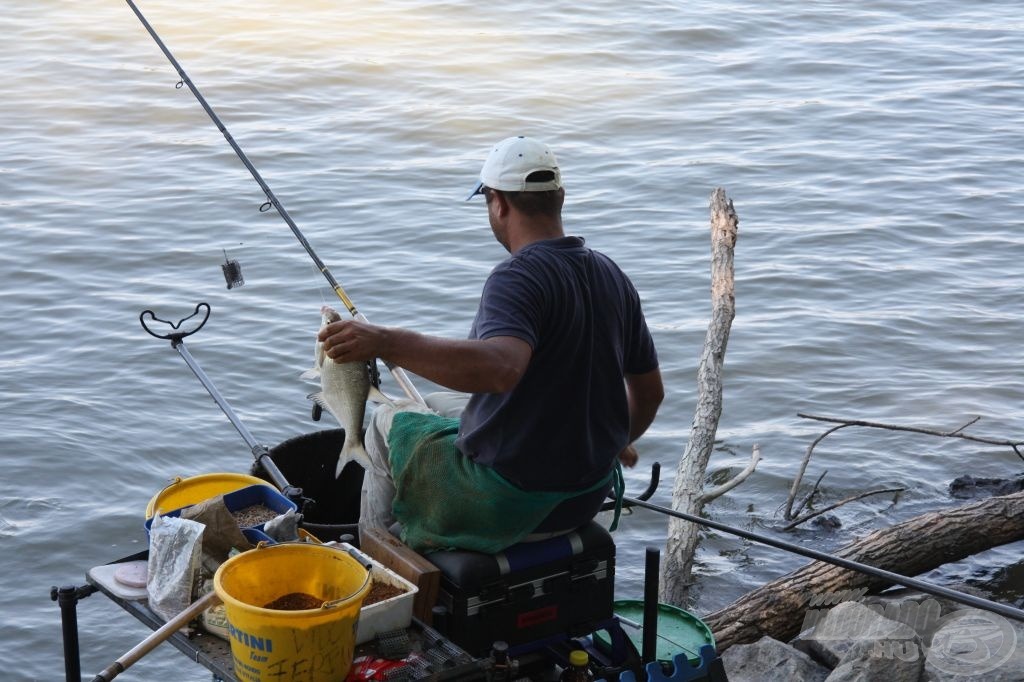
[{"left": 618, "top": 444, "right": 639, "bottom": 468}]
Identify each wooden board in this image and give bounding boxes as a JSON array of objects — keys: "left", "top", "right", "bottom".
[{"left": 360, "top": 527, "right": 441, "bottom": 624}]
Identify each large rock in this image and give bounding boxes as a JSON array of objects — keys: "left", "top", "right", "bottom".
[
  {"left": 825, "top": 639, "right": 923, "bottom": 682},
  {"left": 794, "top": 600, "right": 921, "bottom": 669},
  {"left": 720, "top": 635, "right": 829, "bottom": 682},
  {"left": 860, "top": 585, "right": 991, "bottom": 644}
]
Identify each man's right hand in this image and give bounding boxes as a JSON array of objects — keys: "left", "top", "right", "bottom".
[
  {"left": 618, "top": 443, "right": 639, "bottom": 468},
  {"left": 319, "top": 319, "right": 390, "bottom": 364}
]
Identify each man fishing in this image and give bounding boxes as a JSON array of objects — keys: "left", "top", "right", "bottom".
[{"left": 319, "top": 136, "right": 663, "bottom": 553}]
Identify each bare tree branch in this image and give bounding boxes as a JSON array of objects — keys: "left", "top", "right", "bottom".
[
  {"left": 699, "top": 444, "right": 762, "bottom": 505},
  {"left": 792, "top": 469, "right": 828, "bottom": 520},
  {"left": 797, "top": 413, "right": 1024, "bottom": 462},
  {"left": 782, "top": 487, "right": 906, "bottom": 531},
  {"left": 948, "top": 416, "right": 982, "bottom": 436},
  {"left": 783, "top": 424, "right": 849, "bottom": 520}
]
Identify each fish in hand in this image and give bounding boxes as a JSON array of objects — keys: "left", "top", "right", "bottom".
[{"left": 302, "top": 305, "right": 392, "bottom": 477}]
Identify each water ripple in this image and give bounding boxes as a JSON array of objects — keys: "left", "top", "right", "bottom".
[{"left": 3, "top": 1, "right": 1024, "bottom": 677}]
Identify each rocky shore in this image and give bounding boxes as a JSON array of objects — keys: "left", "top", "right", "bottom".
[{"left": 719, "top": 587, "right": 1023, "bottom": 681}]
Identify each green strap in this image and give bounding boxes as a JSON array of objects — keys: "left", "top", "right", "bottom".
[{"left": 608, "top": 461, "right": 625, "bottom": 532}]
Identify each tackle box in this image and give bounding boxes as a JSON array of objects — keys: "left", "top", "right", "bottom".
[{"left": 427, "top": 520, "right": 616, "bottom": 656}]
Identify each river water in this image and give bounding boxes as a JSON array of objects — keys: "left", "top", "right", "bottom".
[{"left": 2, "top": 1, "right": 1022, "bottom": 679}]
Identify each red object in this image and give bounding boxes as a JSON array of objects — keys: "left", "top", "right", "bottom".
[{"left": 345, "top": 656, "right": 409, "bottom": 681}]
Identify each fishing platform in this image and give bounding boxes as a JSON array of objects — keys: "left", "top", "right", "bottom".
[{"left": 57, "top": 426, "right": 724, "bottom": 682}]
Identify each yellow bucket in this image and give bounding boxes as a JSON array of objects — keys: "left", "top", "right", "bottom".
[
  {"left": 213, "top": 543, "right": 371, "bottom": 682},
  {"left": 145, "top": 472, "right": 270, "bottom": 519}
]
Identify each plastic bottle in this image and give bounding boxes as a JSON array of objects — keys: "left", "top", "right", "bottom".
[{"left": 559, "top": 650, "right": 594, "bottom": 682}]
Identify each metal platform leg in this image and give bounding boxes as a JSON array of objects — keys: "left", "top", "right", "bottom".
[{"left": 52, "top": 584, "right": 98, "bottom": 682}]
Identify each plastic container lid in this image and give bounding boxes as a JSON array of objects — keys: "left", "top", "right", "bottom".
[
  {"left": 569, "top": 650, "right": 589, "bottom": 667},
  {"left": 113, "top": 561, "right": 148, "bottom": 588},
  {"left": 596, "top": 599, "right": 715, "bottom": 665}
]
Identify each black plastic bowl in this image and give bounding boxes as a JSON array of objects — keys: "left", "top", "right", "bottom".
[{"left": 251, "top": 428, "right": 365, "bottom": 542}]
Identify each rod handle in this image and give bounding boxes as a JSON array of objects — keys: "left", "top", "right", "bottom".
[{"left": 92, "top": 591, "right": 221, "bottom": 681}]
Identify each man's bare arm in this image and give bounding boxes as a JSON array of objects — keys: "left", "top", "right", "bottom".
[
  {"left": 319, "top": 319, "right": 531, "bottom": 394},
  {"left": 618, "top": 367, "right": 664, "bottom": 467}
]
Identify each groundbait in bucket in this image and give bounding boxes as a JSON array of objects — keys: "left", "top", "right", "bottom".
[{"left": 214, "top": 543, "right": 371, "bottom": 682}]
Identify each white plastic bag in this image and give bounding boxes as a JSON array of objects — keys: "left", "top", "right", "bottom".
[
  {"left": 263, "top": 507, "right": 299, "bottom": 542},
  {"left": 147, "top": 513, "right": 205, "bottom": 622}
]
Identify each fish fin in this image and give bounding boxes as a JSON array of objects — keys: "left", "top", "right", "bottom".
[
  {"left": 336, "top": 442, "right": 372, "bottom": 478},
  {"left": 306, "top": 391, "right": 331, "bottom": 411},
  {"left": 300, "top": 367, "right": 320, "bottom": 382},
  {"left": 368, "top": 385, "right": 396, "bottom": 406}
]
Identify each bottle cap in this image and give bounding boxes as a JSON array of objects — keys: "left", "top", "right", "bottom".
[{"left": 569, "top": 650, "right": 589, "bottom": 667}]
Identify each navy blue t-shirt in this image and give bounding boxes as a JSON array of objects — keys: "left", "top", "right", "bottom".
[{"left": 455, "top": 236, "right": 658, "bottom": 492}]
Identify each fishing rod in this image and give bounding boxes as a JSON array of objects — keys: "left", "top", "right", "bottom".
[
  {"left": 621, "top": 494, "right": 1024, "bottom": 624},
  {"left": 124, "top": 0, "right": 425, "bottom": 405}
]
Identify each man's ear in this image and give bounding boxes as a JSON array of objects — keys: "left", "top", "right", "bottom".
[{"left": 491, "top": 190, "right": 511, "bottom": 218}]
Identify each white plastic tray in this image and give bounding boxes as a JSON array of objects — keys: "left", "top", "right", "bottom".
[{"left": 337, "top": 542, "right": 420, "bottom": 644}]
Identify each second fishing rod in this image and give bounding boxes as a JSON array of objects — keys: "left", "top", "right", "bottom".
[{"left": 125, "top": 0, "right": 424, "bottom": 405}]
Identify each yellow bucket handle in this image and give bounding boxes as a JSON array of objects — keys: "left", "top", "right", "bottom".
[
  {"left": 322, "top": 543, "right": 373, "bottom": 610},
  {"left": 150, "top": 476, "right": 185, "bottom": 517},
  {"left": 322, "top": 569, "right": 371, "bottom": 611},
  {"left": 251, "top": 541, "right": 373, "bottom": 611}
]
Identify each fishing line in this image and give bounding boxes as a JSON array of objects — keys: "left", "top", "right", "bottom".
[{"left": 125, "top": 0, "right": 424, "bottom": 404}]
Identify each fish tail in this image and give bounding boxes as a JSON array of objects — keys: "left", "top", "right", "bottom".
[{"left": 336, "top": 441, "right": 372, "bottom": 478}]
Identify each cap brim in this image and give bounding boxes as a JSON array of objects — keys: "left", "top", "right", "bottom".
[{"left": 465, "top": 181, "right": 485, "bottom": 201}]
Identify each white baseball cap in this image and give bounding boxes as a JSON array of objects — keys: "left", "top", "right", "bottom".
[{"left": 466, "top": 136, "right": 562, "bottom": 200}]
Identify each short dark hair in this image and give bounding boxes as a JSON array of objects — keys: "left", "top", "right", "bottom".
[{"left": 500, "top": 171, "right": 563, "bottom": 217}]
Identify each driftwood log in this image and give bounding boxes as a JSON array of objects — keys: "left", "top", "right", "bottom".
[
  {"left": 704, "top": 489, "right": 1024, "bottom": 651},
  {"left": 663, "top": 188, "right": 741, "bottom": 606}
]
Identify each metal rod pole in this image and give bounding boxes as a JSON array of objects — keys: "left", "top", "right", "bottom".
[
  {"left": 53, "top": 585, "right": 95, "bottom": 682},
  {"left": 624, "top": 496, "right": 1024, "bottom": 624},
  {"left": 642, "top": 548, "right": 659, "bottom": 666},
  {"left": 124, "top": 0, "right": 424, "bottom": 405},
  {"left": 172, "top": 340, "right": 295, "bottom": 494}
]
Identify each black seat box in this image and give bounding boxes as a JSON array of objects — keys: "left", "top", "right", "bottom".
[{"left": 427, "top": 520, "right": 616, "bottom": 656}]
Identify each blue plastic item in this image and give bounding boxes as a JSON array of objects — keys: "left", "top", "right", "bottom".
[
  {"left": 144, "top": 483, "right": 297, "bottom": 537},
  {"left": 242, "top": 527, "right": 275, "bottom": 544},
  {"left": 615, "top": 645, "right": 721, "bottom": 682}
]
